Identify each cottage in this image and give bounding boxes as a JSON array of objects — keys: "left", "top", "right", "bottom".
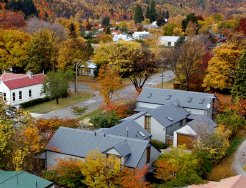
[
  {"left": 0, "top": 170, "right": 54, "bottom": 188},
  {"left": 79, "top": 61, "right": 96, "bottom": 76},
  {"left": 44, "top": 127, "right": 160, "bottom": 169},
  {"left": 132, "top": 31, "right": 151, "bottom": 40},
  {"left": 136, "top": 88, "right": 215, "bottom": 117},
  {"left": 173, "top": 115, "right": 217, "bottom": 149},
  {"left": 159, "top": 36, "right": 181, "bottom": 47},
  {"left": 0, "top": 72, "right": 46, "bottom": 105}
]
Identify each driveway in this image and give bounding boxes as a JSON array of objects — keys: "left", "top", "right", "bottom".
[
  {"left": 233, "top": 139, "right": 246, "bottom": 175},
  {"left": 36, "top": 71, "right": 175, "bottom": 119}
]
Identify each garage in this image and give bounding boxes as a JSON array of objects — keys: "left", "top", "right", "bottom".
[{"left": 177, "top": 133, "right": 195, "bottom": 149}]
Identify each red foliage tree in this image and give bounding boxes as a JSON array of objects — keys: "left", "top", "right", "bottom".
[
  {"left": 0, "top": 10, "right": 26, "bottom": 29},
  {"left": 238, "top": 18, "right": 246, "bottom": 35}
]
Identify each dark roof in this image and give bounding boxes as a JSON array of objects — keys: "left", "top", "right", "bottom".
[
  {"left": 148, "top": 103, "right": 189, "bottom": 128},
  {"left": 0, "top": 171, "right": 53, "bottom": 188},
  {"left": 134, "top": 107, "right": 153, "bottom": 113},
  {"left": 188, "top": 115, "right": 217, "bottom": 133},
  {"left": 137, "top": 88, "right": 215, "bottom": 110},
  {"left": 1, "top": 73, "right": 45, "bottom": 90},
  {"left": 121, "top": 112, "right": 147, "bottom": 122},
  {"left": 46, "top": 127, "right": 149, "bottom": 168},
  {"left": 112, "top": 141, "right": 131, "bottom": 157},
  {"left": 103, "top": 120, "right": 151, "bottom": 140}
]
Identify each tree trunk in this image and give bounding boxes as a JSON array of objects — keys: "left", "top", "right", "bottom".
[{"left": 56, "top": 97, "right": 59, "bottom": 104}]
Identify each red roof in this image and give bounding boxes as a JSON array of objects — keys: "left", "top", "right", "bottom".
[{"left": 0, "top": 73, "right": 45, "bottom": 90}]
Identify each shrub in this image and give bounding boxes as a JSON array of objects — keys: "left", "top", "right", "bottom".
[
  {"left": 21, "top": 97, "right": 51, "bottom": 108},
  {"left": 150, "top": 140, "right": 169, "bottom": 150},
  {"left": 89, "top": 111, "right": 119, "bottom": 128},
  {"left": 72, "top": 106, "right": 88, "bottom": 116}
]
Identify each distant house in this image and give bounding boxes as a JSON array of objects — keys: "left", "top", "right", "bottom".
[
  {"left": 44, "top": 127, "right": 160, "bottom": 169},
  {"left": 136, "top": 88, "right": 215, "bottom": 117},
  {"left": 132, "top": 31, "right": 151, "bottom": 40},
  {"left": 143, "top": 21, "right": 159, "bottom": 29},
  {"left": 0, "top": 72, "right": 46, "bottom": 105},
  {"left": 79, "top": 61, "right": 96, "bottom": 77},
  {"left": 173, "top": 115, "right": 217, "bottom": 149},
  {"left": 133, "top": 103, "right": 189, "bottom": 143},
  {"left": 0, "top": 170, "right": 54, "bottom": 188},
  {"left": 159, "top": 36, "right": 181, "bottom": 47},
  {"left": 113, "top": 33, "right": 133, "bottom": 42}
]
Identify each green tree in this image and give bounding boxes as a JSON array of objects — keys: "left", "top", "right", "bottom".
[
  {"left": 90, "top": 111, "right": 119, "bottom": 128},
  {"left": 182, "top": 13, "right": 199, "bottom": 33},
  {"left": 149, "top": 0, "right": 157, "bottom": 22},
  {"left": 145, "top": 5, "right": 150, "bottom": 20},
  {"left": 101, "top": 16, "right": 110, "bottom": 28},
  {"left": 134, "top": 4, "right": 144, "bottom": 24},
  {"left": 232, "top": 51, "right": 246, "bottom": 99},
  {"left": 6, "top": 0, "right": 38, "bottom": 17},
  {"left": 26, "top": 29, "right": 57, "bottom": 73},
  {"left": 42, "top": 71, "right": 73, "bottom": 104}
]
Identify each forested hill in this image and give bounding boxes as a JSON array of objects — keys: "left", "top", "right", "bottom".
[{"left": 1, "top": 0, "right": 245, "bottom": 20}]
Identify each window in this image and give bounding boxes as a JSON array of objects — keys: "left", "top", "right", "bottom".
[
  {"left": 146, "top": 146, "right": 151, "bottom": 164},
  {"left": 19, "top": 91, "right": 22, "bottom": 100},
  {"left": 29, "top": 89, "right": 32, "bottom": 97},
  {"left": 168, "top": 42, "right": 171, "bottom": 46},
  {"left": 144, "top": 116, "right": 151, "bottom": 133},
  {"left": 12, "top": 92, "right": 15, "bottom": 101},
  {"left": 3, "top": 93, "right": 6, "bottom": 101}
]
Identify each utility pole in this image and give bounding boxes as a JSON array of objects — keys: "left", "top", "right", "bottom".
[{"left": 75, "top": 62, "right": 78, "bottom": 93}]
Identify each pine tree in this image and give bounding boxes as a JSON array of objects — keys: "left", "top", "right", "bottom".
[
  {"left": 102, "top": 16, "right": 110, "bottom": 28},
  {"left": 134, "top": 4, "right": 144, "bottom": 24},
  {"left": 232, "top": 51, "right": 246, "bottom": 99},
  {"left": 145, "top": 5, "right": 150, "bottom": 20},
  {"left": 149, "top": 0, "right": 157, "bottom": 22}
]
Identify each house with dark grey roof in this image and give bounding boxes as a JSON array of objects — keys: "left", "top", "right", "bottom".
[
  {"left": 100, "top": 120, "right": 151, "bottom": 140},
  {"left": 136, "top": 88, "right": 215, "bottom": 117},
  {"left": 132, "top": 103, "right": 190, "bottom": 143},
  {"left": 44, "top": 127, "right": 160, "bottom": 169},
  {"left": 173, "top": 115, "right": 217, "bottom": 149}
]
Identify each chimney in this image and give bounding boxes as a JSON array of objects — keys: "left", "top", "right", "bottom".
[
  {"left": 126, "top": 127, "right": 129, "bottom": 137},
  {"left": 26, "top": 71, "right": 33, "bottom": 79}
]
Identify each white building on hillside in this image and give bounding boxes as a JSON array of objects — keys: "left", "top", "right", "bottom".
[
  {"left": 133, "top": 31, "right": 151, "bottom": 40},
  {"left": 0, "top": 72, "right": 46, "bottom": 105},
  {"left": 113, "top": 34, "right": 133, "bottom": 42},
  {"left": 159, "top": 36, "right": 181, "bottom": 47}
]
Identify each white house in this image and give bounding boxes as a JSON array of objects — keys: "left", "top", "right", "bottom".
[
  {"left": 132, "top": 31, "right": 151, "bottom": 40},
  {"left": 113, "top": 33, "right": 133, "bottom": 42},
  {"left": 124, "top": 103, "right": 189, "bottom": 143},
  {"left": 79, "top": 60, "right": 96, "bottom": 76},
  {"left": 136, "top": 88, "right": 216, "bottom": 117},
  {"left": 173, "top": 115, "right": 217, "bottom": 149},
  {"left": 44, "top": 127, "right": 160, "bottom": 169},
  {"left": 0, "top": 72, "right": 46, "bottom": 105},
  {"left": 159, "top": 36, "right": 181, "bottom": 47}
]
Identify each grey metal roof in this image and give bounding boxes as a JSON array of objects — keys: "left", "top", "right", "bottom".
[
  {"left": 188, "top": 115, "right": 217, "bottom": 133},
  {"left": 121, "top": 112, "right": 146, "bottom": 122},
  {"left": 137, "top": 88, "right": 215, "bottom": 110},
  {"left": 148, "top": 103, "right": 189, "bottom": 128},
  {"left": 46, "top": 127, "right": 149, "bottom": 168},
  {"left": 102, "top": 120, "right": 151, "bottom": 140}
]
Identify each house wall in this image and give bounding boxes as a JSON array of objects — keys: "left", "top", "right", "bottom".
[
  {"left": 160, "top": 40, "right": 176, "bottom": 47},
  {"left": 135, "top": 115, "right": 167, "bottom": 143},
  {"left": 46, "top": 151, "right": 85, "bottom": 169},
  {"left": 0, "top": 82, "right": 10, "bottom": 104},
  {"left": 136, "top": 102, "right": 161, "bottom": 109}
]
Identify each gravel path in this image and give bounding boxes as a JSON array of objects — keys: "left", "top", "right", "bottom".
[{"left": 232, "top": 139, "right": 246, "bottom": 175}]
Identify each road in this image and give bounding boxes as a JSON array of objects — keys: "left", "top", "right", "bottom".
[
  {"left": 232, "top": 139, "right": 246, "bottom": 175},
  {"left": 33, "top": 71, "right": 174, "bottom": 119}
]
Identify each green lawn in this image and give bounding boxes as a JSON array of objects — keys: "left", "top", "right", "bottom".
[
  {"left": 79, "top": 109, "right": 102, "bottom": 120},
  {"left": 26, "top": 92, "right": 93, "bottom": 114}
]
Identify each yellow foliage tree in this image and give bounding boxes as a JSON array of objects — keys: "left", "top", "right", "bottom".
[
  {"left": 97, "top": 65, "right": 122, "bottom": 105},
  {"left": 81, "top": 150, "right": 121, "bottom": 188}
]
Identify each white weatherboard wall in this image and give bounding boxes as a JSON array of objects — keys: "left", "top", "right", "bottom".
[
  {"left": 173, "top": 125, "right": 197, "bottom": 147},
  {"left": 0, "top": 83, "right": 45, "bottom": 105},
  {"left": 135, "top": 115, "right": 166, "bottom": 143},
  {"left": 46, "top": 151, "right": 85, "bottom": 169}
]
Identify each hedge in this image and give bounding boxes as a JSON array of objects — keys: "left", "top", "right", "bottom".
[
  {"left": 150, "top": 140, "right": 169, "bottom": 150},
  {"left": 21, "top": 97, "right": 51, "bottom": 108}
]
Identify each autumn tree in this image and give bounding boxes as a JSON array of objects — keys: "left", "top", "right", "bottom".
[
  {"left": 0, "top": 29, "right": 30, "bottom": 72},
  {"left": 232, "top": 51, "right": 246, "bottom": 99},
  {"left": 26, "top": 29, "right": 58, "bottom": 73},
  {"left": 182, "top": 13, "right": 199, "bottom": 34},
  {"left": 97, "top": 65, "right": 122, "bottom": 105},
  {"left": 81, "top": 150, "right": 121, "bottom": 188},
  {"left": 167, "top": 37, "right": 206, "bottom": 90},
  {"left": 42, "top": 71, "right": 73, "bottom": 104},
  {"left": 203, "top": 40, "right": 244, "bottom": 91},
  {"left": 118, "top": 166, "right": 149, "bottom": 188},
  {"left": 0, "top": 10, "right": 26, "bottom": 29},
  {"left": 134, "top": 4, "right": 144, "bottom": 24},
  {"left": 93, "top": 41, "right": 157, "bottom": 93}
]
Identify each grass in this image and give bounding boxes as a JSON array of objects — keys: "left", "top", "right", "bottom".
[
  {"left": 79, "top": 109, "right": 102, "bottom": 120},
  {"left": 26, "top": 92, "right": 93, "bottom": 114}
]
